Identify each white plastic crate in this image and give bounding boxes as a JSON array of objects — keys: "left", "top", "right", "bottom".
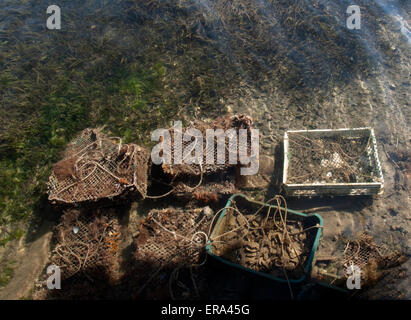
[{"left": 282, "top": 128, "right": 384, "bottom": 196}]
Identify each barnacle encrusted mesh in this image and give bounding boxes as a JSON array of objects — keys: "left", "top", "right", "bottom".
[
  {"left": 47, "top": 128, "right": 150, "bottom": 204},
  {"left": 342, "top": 233, "right": 389, "bottom": 270},
  {"left": 134, "top": 206, "right": 214, "bottom": 270},
  {"left": 49, "top": 208, "right": 121, "bottom": 282},
  {"left": 162, "top": 114, "right": 253, "bottom": 175},
  {"left": 172, "top": 180, "right": 236, "bottom": 200},
  {"left": 340, "top": 233, "right": 405, "bottom": 286},
  {"left": 159, "top": 114, "right": 254, "bottom": 199}
]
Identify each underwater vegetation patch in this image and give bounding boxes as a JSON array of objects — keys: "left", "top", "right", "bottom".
[
  {"left": 0, "top": 0, "right": 179, "bottom": 244},
  {"left": 0, "top": 262, "right": 15, "bottom": 287},
  {"left": 0, "top": 0, "right": 408, "bottom": 245}
]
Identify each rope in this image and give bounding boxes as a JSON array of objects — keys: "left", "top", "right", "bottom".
[
  {"left": 145, "top": 162, "right": 204, "bottom": 199},
  {"left": 49, "top": 130, "right": 149, "bottom": 203},
  {"left": 137, "top": 196, "right": 318, "bottom": 298}
]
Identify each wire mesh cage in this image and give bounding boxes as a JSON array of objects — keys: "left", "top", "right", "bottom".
[
  {"left": 157, "top": 114, "right": 254, "bottom": 201},
  {"left": 134, "top": 206, "right": 214, "bottom": 270},
  {"left": 342, "top": 233, "right": 390, "bottom": 270},
  {"left": 33, "top": 207, "right": 123, "bottom": 299},
  {"left": 311, "top": 232, "right": 405, "bottom": 289},
  {"left": 341, "top": 233, "right": 405, "bottom": 285},
  {"left": 48, "top": 208, "right": 122, "bottom": 282},
  {"left": 283, "top": 128, "right": 384, "bottom": 196},
  {"left": 47, "top": 128, "right": 150, "bottom": 205}
]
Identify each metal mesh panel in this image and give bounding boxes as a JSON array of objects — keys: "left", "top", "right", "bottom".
[
  {"left": 160, "top": 115, "right": 253, "bottom": 200},
  {"left": 49, "top": 208, "right": 121, "bottom": 282},
  {"left": 342, "top": 233, "right": 389, "bottom": 270},
  {"left": 311, "top": 232, "right": 405, "bottom": 289},
  {"left": 134, "top": 207, "right": 214, "bottom": 270},
  {"left": 47, "top": 128, "right": 150, "bottom": 204},
  {"left": 287, "top": 130, "right": 380, "bottom": 184},
  {"left": 163, "top": 115, "right": 252, "bottom": 175},
  {"left": 333, "top": 232, "right": 408, "bottom": 288}
]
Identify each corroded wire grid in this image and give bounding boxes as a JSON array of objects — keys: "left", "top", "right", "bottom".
[
  {"left": 49, "top": 208, "right": 121, "bottom": 282},
  {"left": 134, "top": 207, "right": 214, "bottom": 270},
  {"left": 287, "top": 131, "right": 380, "bottom": 184},
  {"left": 47, "top": 128, "right": 150, "bottom": 204},
  {"left": 173, "top": 180, "right": 236, "bottom": 201},
  {"left": 160, "top": 115, "right": 252, "bottom": 199},
  {"left": 163, "top": 114, "right": 252, "bottom": 176},
  {"left": 342, "top": 233, "right": 388, "bottom": 269},
  {"left": 341, "top": 233, "right": 403, "bottom": 285}
]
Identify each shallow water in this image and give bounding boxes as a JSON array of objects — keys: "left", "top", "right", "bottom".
[{"left": 0, "top": 0, "right": 409, "bottom": 299}]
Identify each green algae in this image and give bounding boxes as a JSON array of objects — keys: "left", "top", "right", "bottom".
[
  {"left": 0, "top": 0, "right": 409, "bottom": 247},
  {"left": 0, "top": 1, "right": 179, "bottom": 245}
]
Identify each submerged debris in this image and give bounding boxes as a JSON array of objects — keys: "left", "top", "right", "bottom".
[
  {"left": 312, "top": 232, "right": 408, "bottom": 291},
  {"left": 287, "top": 129, "right": 381, "bottom": 184},
  {"left": 210, "top": 195, "right": 322, "bottom": 280},
  {"left": 341, "top": 232, "right": 407, "bottom": 287},
  {"left": 33, "top": 208, "right": 122, "bottom": 300},
  {"left": 132, "top": 206, "right": 214, "bottom": 298},
  {"left": 135, "top": 206, "right": 214, "bottom": 270},
  {"left": 50, "top": 208, "right": 121, "bottom": 282},
  {"left": 157, "top": 114, "right": 254, "bottom": 201},
  {"left": 47, "top": 128, "right": 150, "bottom": 205},
  {"left": 283, "top": 128, "right": 384, "bottom": 196}
]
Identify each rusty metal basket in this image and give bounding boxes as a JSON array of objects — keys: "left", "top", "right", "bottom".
[{"left": 47, "top": 128, "right": 150, "bottom": 205}]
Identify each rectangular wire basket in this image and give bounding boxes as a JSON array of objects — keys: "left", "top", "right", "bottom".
[{"left": 282, "top": 128, "right": 384, "bottom": 196}]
